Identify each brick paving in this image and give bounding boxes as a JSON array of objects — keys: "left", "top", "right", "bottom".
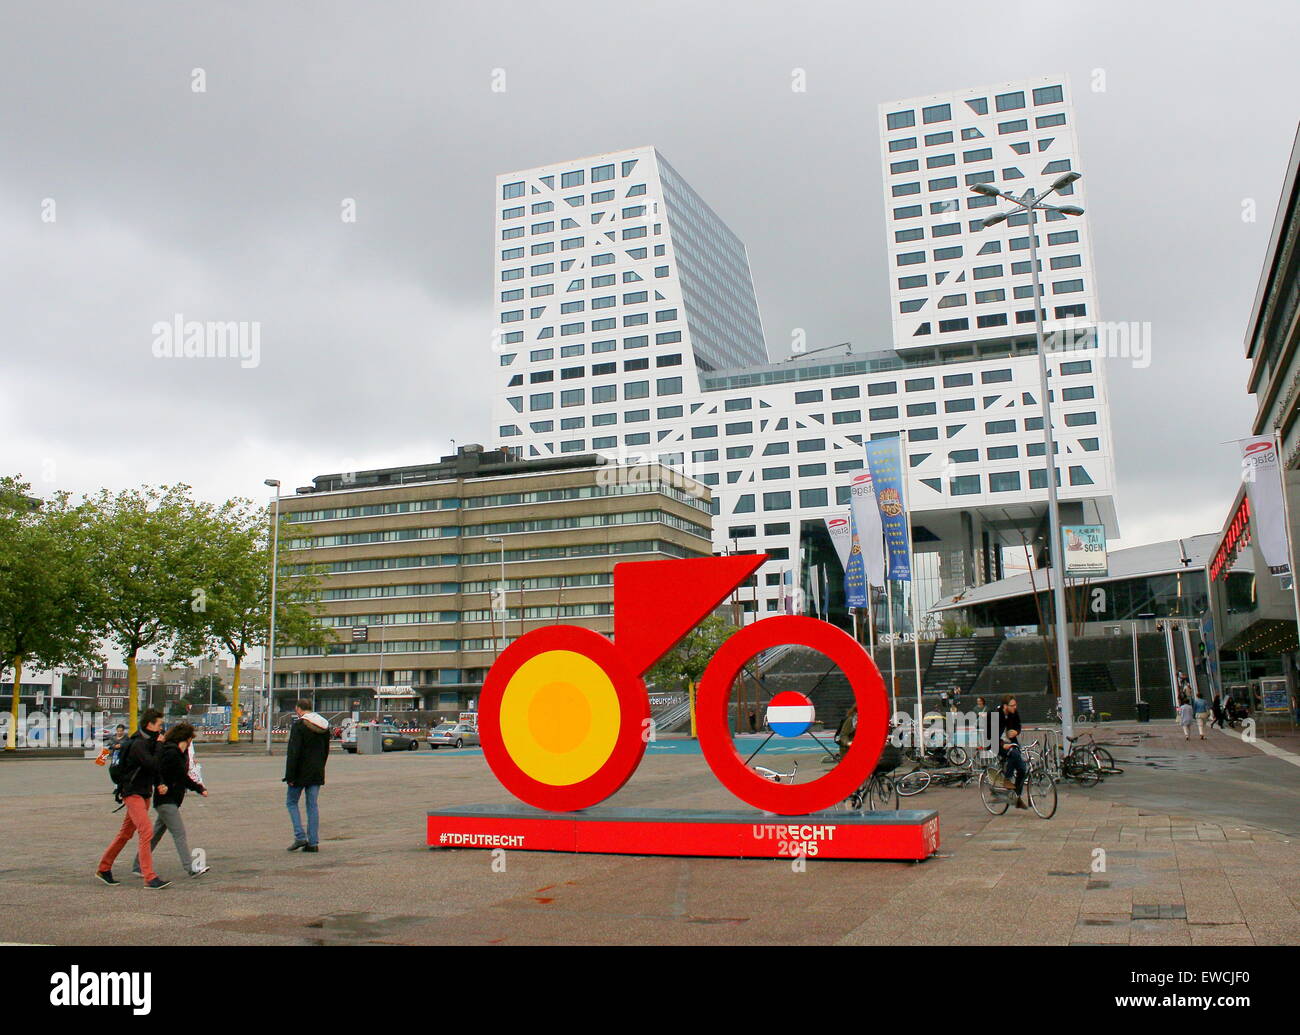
[{"left": 0, "top": 720, "right": 1295, "bottom": 945}]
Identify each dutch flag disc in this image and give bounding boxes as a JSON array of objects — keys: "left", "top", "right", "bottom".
[{"left": 766, "top": 691, "right": 815, "bottom": 737}]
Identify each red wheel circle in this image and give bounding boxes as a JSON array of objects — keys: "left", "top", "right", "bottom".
[
  {"left": 478, "top": 624, "right": 649, "bottom": 811},
  {"left": 695, "top": 616, "right": 888, "bottom": 815}
]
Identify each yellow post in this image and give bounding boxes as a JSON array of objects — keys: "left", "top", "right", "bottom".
[
  {"left": 228, "top": 658, "right": 243, "bottom": 743},
  {"left": 5, "top": 655, "right": 22, "bottom": 750},
  {"left": 688, "top": 680, "right": 697, "bottom": 739},
  {"left": 126, "top": 655, "right": 139, "bottom": 733}
]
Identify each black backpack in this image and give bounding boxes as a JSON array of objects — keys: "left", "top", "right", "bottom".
[{"left": 108, "top": 733, "right": 143, "bottom": 805}]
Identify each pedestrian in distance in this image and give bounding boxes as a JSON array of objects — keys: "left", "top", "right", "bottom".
[
  {"left": 96, "top": 708, "right": 170, "bottom": 889},
  {"left": 108, "top": 724, "right": 127, "bottom": 752},
  {"left": 284, "top": 700, "right": 330, "bottom": 853},
  {"left": 1192, "top": 693, "right": 1209, "bottom": 740},
  {"left": 1211, "top": 694, "right": 1226, "bottom": 730},
  {"left": 131, "top": 722, "right": 209, "bottom": 879},
  {"left": 1178, "top": 697, "right": 1194, "bottom": 740}
]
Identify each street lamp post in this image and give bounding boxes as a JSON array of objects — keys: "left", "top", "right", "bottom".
[
  {"left": 264, "top": 478, "right": 281, "bottom": 756},
  {"left": 970, "top": 172, "right": 1086, "bottom": 740},
  {"left": 487, "top": 536, "right": 506, "bottom": 661}
]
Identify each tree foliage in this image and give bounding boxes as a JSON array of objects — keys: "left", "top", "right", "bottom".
[
  {"left": 0, "top": 476, "right": 103, "bottom": 748},
  {"left": 646, "top": 613, "right": 737, "bottom": 692}
]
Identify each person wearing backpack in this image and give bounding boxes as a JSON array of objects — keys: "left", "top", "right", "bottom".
[
  {"left": 97, "top": 708, "right": 169, "bottom": 889},
  {"left": 130, "top": 722, "right": 209, "bottom": 879},
  {"left": 284, "top": 700, "right": 330, "bottom": 852}
]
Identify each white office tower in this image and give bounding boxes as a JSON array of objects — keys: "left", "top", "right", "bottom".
[{"left": 492, "top": 84, "right": 1117, "bottom": 621}]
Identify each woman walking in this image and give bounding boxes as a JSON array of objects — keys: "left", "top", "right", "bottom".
[{"left": 132, "top": 723, "right": 210, "bottom": 879}]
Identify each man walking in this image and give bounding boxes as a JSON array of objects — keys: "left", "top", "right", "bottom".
[
  {"left": 96, "top": 708, "right": 170, "bottom": 889},
  {"left": 284, "top": 700, "right": 330, "bottom": 853}
]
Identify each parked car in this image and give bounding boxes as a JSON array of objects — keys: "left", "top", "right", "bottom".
[
  {"left": 342, "top": 722, "right": 420, "bottom": 753},
  {"left": 426, "top": 722, "right": 479, "bottom": 749}
]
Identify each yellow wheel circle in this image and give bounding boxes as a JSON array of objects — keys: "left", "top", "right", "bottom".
[{"left": 499, "top": 649, "right": 620, "bottom": 786}]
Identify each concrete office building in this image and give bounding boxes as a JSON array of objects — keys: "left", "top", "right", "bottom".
[
  {"left": 1209, "top": 124, "right": 1300, "bottom": 695},
  {"left": 269, "top": 446, "right": 713, "bottom": 715},
  {"left": 490, "top": 77, "right": 1117, "bottom": 622}
]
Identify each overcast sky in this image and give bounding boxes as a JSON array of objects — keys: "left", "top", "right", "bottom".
[{"left": 3, "top": 0, "right": 1298, "bottom": 550}]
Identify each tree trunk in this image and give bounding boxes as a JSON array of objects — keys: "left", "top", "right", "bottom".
[
  {"left": 5, "top": 654, "right": 22, "bottom": 750},
  {"left": 127, "top": 654, "right": 139, "bottom": 732},
  {"left": 228, "top": 655, "right": 243, "bottom": 743}
]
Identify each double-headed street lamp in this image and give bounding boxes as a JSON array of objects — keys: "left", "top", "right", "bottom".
[
  {"left": 969, "top": 170, "right": 1084, "bottom": 740},
  {"left": 264, "top": 478, "right": 281, "bottom": 755}
]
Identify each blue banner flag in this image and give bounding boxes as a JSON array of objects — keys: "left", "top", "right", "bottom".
[
  {"left": 864, "top": 436, "right": 912, "bottom": 582},
  {"left": 844, "top": 513, "right": 869, "bottom": 607}
]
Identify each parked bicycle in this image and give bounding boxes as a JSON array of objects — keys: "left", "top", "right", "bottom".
[
  {"left": 753, "top": 760, "right": 799, "bottom": 784},
  {"left": 839, "top": 769, "right": 899, "bottom": 811}
]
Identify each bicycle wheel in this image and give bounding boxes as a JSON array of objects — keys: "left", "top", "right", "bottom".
[
  {"left": 979, "top": 767, "right": 1010, "bottom": 815},
  {"left": 895, "top": 769, "right": 931, "bottom": 796},
  {"left": 1027, "top": 769, "right": 1057, "bottom": 819},
  {"left": 1064, "top": 749, "right": 1102, "bottom": 786},
  {"left": 947, "top": 745, "right": 968, "bottom": 768},
  {"left": 1094, "top": 747, "right": 1122, "bottom": 774},
  {"left": 869, "top": 773, "right": 899, "bottom": 810}
]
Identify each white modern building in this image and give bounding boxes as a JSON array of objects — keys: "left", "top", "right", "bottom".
[{"left": 490, "top": 76, "right": 1117, "bottom": 623}]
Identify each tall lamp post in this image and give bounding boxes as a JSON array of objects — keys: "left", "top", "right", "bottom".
[
  {"left": 969, "top": 171, "right": 1086, "bottom": 740},
  {"left": 487, "top": 536, "right": 507, "bottom": 661},
  {"left": 264, "top": 478, "right": 281, "bottom": 756}
]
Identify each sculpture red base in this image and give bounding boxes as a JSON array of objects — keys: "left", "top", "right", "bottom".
[{"left": 427, "top": 804, "right": 939, "bottom": 861}]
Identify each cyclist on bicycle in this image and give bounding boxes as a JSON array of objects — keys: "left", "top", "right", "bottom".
[
  {"left": 835, "top": 703, "right": 858, "bottom": 758},
  {"left": 999, "top": 695, "right": 1028, "bottom": 809}
]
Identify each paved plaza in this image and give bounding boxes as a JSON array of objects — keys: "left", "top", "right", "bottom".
[{"left": 0, "top": 721, "right": 1297, "bottom": 946}]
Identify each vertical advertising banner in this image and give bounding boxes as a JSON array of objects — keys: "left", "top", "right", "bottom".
[
  {"left": 1061, "top": 524, "right": 1108, "bottom": 578},
  {"left": 843, "top": 515, "right": 868, "bottom": 608},
  {"left": 848, "top": 471, "right": 887, "bottom": 586},
  {"left": 1240, "top": 436, "right": 1293, "bottom": 578},
  {"left": 824, "top": 514, "right": 853, "bottom": 570},
  {"left": 864, "top": 437, "right": 912, "bottom": 582}
]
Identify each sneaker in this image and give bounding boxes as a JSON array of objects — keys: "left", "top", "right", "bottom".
[
  {"left": 95, "top": 870, "right": 120, "bottom": 886},
  {"left": 189, "top": 866, "right": 210, "bottom": 879},
  {"left": 145, "top": 877, "right": 171, "bottom": 890},
  {"left": 287, "top": 839, "right": 308, "bottom": 852},
  {"left": 303, "top": 845, "right": 319, "bottom": 853}
]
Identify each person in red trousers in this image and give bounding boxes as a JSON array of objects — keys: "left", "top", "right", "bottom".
[{"left": 96, "top": 708, "right": 171, "bottom": 889}]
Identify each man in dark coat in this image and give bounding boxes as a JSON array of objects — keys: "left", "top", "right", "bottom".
[{"left": 284, "top": 699, "right": 330, "bottom": 852}]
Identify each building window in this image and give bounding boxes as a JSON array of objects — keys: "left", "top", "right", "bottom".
[
  {"left": 763, "top": 492, "right": 792, "bottom": 511},
  {"left": 949, "top": 475, "right": 981, "bottom": 495},
  {"left": 989, "top": 471, "right": 1021, "bottom": 492},
  {"left": 1033, "top": 85, "right": 1064, "bottom": 105},
  {"left": 995, "top": 90, "right": 1025, "bottom": 111}
]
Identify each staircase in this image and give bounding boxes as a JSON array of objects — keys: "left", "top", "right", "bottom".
[
  {"left": 1069, "top": 661, "right": 1117, "bottom": 697},
  {"left": 921, "top": 637, "right": 1002, "bottom": 696}
]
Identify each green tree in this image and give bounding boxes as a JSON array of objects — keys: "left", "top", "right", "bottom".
[
  {"left": 82, "top": 485, "right": 215, "bottom": 734},
  {"left": 185, "top": 498, "right": 328, "bottom": 742},
  {"left": 186, "top": 674, "right": 229, "bottom": 707},
  {"left": 646, "top": 613, "right": 736, "bottom": 691},
  {"left": 0, "top": 477, "right": 103, "bottom": 750}
]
